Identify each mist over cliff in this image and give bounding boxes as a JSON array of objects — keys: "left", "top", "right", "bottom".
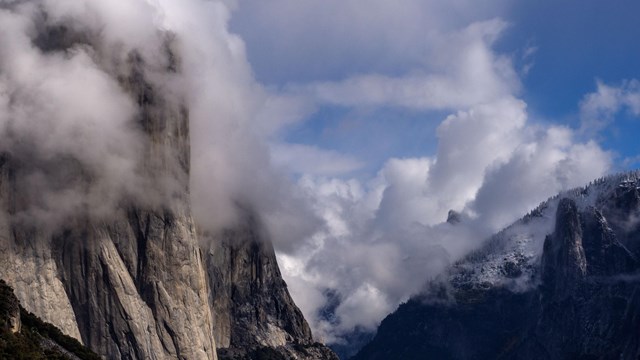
[
  {"left": 0, "top": 0, "right": 313, "bottom": 233},
  {"left": 0, "top": 1, "right": 338, "bottom": 359}
]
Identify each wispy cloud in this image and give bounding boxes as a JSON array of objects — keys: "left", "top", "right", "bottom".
[
  {"left": 270, "top": 143, "right": 364, "bottom": 176},
  {"left": 580, "top": 79, "right": 640, "bottom": 136}
]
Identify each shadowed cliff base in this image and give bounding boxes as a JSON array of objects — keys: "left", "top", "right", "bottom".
[{"left": 0, "top": 279, "right": 100, "bottom": 360}]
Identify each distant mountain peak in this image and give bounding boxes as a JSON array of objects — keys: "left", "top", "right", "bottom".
[{"left": 354, "top": 170, "right": 640, "bottom": 359}]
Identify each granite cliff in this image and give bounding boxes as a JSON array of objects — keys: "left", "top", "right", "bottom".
[
  {"left": 0, "top": 6, "right": 335, "bottom": 360},
  {"left": 206, "top": 211, "right": 338, "bottom": 360}
]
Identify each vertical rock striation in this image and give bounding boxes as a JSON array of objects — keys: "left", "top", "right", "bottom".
[
  {"left": 206, "top": 210, "right": 338, "bottom": 360},
  {"left": 541, "top": 198, "right": 587, "bottom": 296},
  {"left": 0, "top": 21, "right": 217, "bottom": 359},
  {"left": 0, "top": 155, "right": 85, "bottom": 343}
]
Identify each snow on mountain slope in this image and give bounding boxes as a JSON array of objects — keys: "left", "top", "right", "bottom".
[{"left": 448, "top": 170, "right": 640, "bottom": 291}]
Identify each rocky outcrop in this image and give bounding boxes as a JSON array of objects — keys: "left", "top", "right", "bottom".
[
  {"left": 0, "top": 280, "right": 21, "bottom": 334},
  {"left": 0, "top": 279, "right": 100, "bottom": 359},
  {"left": 518, "top": 199, "right": 639, "bottom": 358},
  {"left": 581, "top": 206, "right": 637, "bottom": 276},
  {"left": 206, "top": 211, "right": 338, "bottom": 360},
  {"left": 446, "top": 210, "right": 461, "bottom": 225},
  {"left": 354, "top": 174, "right": 640, "bottom": 360},
  {"left": 541, "top": 198, "right": 587, "bottom": 295}
]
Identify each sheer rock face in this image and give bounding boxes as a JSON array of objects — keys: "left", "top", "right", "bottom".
[
  {"left": 0, "top": 25, "right": 217, "bottom": 359},
  {"left": 354, "top": 175, "right": 640, "bottom": 360},
  {"left": 207, "top": 213, "right": 312, "bottom": 349},
  {"left": 541, "top": 198, "right": 587, "bottom": 295},
  {"left": 206, "top": 212, "right": 338, "bottom": 360},
  {"left": 0, "top": 155, "right": 84, "bottom": 343},
  {"left": 47, "top": 208, "right": 216, "bottom": 360}
]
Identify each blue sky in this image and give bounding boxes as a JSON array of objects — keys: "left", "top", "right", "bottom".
[
  {"left": 506, "top": 0, "right": 640, "bottom": 114},
  {"left": 230, "top": 0, "right": 640, "bottom": 177},
  {"left": 505, "top": 0, "right": 640, "bottom": 167}
]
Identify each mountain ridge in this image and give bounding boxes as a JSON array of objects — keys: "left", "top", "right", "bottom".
[{"left": 353, "top": 170, "right": 640, "bottom": 359}]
